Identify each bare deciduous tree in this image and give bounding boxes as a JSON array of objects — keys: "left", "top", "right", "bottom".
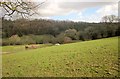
[
  {"left": 101, "top": 15, "right": 118, "bottom": 23},
  {"left": 0, "top": 0, "right": 46, "bottom": 18}
]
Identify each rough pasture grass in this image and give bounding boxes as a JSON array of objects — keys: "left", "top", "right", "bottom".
[
  {"left": 2, "top": 37, "right": 119, "bottom": 77},
  {"left": 2, "top": 44, "right": 53, "bottom": 54}
]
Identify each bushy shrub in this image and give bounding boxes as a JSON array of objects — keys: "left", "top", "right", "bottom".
[
  {"left": 27, "top": 34, "right": 56, "bottom": 44},
  {"left": 8, "top": 35, "right": 21, "bottom": 45},
  {"left": 56, "top": 33, "right": 65, "bottom": 44},
  {"left": 56, "top": 33, "right": 73, "bottom": 44},
  {"left": 63, "top": 36, "right": 72, "bottom": 43},
  {"left": 20, "top": 35, "right": 36, "bottom": 45},
  {"left": 2, "top": 38, "right": 10, "bottom": 46},
  {"left": 65, "top": 29, "right": 78, "bottom": 40},
  {"left": 41, "top": 35, "right": 55, "bottom": 44}
]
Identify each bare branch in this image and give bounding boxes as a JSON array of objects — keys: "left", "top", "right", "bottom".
[{"left": 0, "top": 0, "right": 46, "bottom": 19}]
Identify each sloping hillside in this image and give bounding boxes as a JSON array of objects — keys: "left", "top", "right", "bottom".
[{"left": 2, "top": 37, "right": 119, "bottom": 77}]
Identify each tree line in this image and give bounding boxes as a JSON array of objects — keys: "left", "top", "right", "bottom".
[{"left": 1, "top": 16, "right": 120, "bottom": 46}]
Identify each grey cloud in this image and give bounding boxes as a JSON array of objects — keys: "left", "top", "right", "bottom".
[
  {"left": 59, "top": 2, "right": 113, "bottom": 9},
  {"left": 36, "top": 1, "right": 116, "bottom": 17}
]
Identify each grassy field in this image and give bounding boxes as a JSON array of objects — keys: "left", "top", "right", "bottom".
[
  {"left": 1, "top": 44, "right": 53, "bottom": 54},
  {"left": 2, "top": 37, "right": 119, "bottom": 77}
]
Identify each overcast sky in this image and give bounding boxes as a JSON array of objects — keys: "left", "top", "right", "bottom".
[
  {"left": 30, "top": 0, "right": 119, "bottom": 22},
  {"left": 1, "top": 0, "right": 119, "bottom": 22}
]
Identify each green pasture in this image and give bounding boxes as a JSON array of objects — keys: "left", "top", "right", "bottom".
[{"left": 2, "top": 37, "right": 119, "bottom": 77}]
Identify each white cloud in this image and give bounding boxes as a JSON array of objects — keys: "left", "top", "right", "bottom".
[
  {"left": 70, "top": 3, "right": 118, "bottom": 22},
  {"left": 31, "top": 1, "right": 118, "bottom": 22},
  {"left": 31, "top": 16, "right": 50, "bottom": 20},
  {"left": 36, "top": 2, "right": 115, "bottom": 17},
  {"left": 37, "top": 2, "right": 64, "bottom": 16},
  {"left": 1, "top": 0, "right": 118, "bottom": 22},
  {"left": 33, "top": 0, "right": 119, "bottom": 2},
  {"left": 70, "top": 14, "right": 100, "bottom": 23},
  {"left": 78, "top": 12, "right": 83, "bottom": 16},
  {"left": 96, "top": 3, "right": 118, "bottom": 17}
]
